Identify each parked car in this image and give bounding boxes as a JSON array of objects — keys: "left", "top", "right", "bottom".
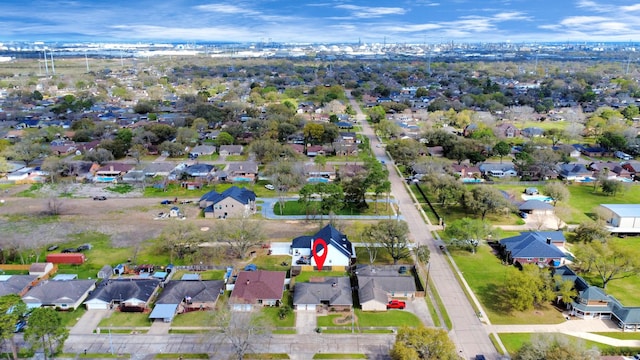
[
  {"left": 61, "top": 248, "right": 77, "bottom": 253},
  {"left": 398, "top": 266, "right": 407, "bottom": 274},
  {"left": 47, "top": 245, "right": 58, "bottom": 251},
  {"left": 76, "top": 244, "right": 92, "bottom": 252},
  {"left": 519, "top": 211, "right": 528, "bottom": 219},
  {"left": 475, "top": 355, "right": 486, "bottom": 360},
  {"left": 160, "top": 199, "right": 172, "bottom": 205},
  {"left": 93, "top": 196, "right": 107, "bottom": 201},
  {"left": 264, "top": 184, "right": 275, "bottom": 190},
  {"left": 386, "top": 300, "right": 406, "bottom": 309}
]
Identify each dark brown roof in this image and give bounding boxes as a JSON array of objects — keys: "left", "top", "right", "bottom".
[{"left": 230, "top": 270, "right": 286, "bottom": 303}]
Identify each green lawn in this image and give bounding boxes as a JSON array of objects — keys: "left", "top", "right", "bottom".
[
  {"left": 250, "top": 254, "right": 292, "bottom": 271},
  {"left": 450, "top": 244, "right": 565, "bottom": 325},
  {"left": 261, "top": 306, "right": 296, "bottom": 328},
  {"left": 170, "top": 310, "right": 215, "bottom": 327},
  {"left": 499, "top": 332, "right": 631, "bottom": 356},
  {"left": 59, "top": 306, "right": 87, "bottom": 327},
  {"left": 275, "top": 201, "right": 394, "bottom": 217},
  {"left": 578, "top": 237, "right": 640, "bottom": 306},
  {"left": 294, "top": 271, "right": 348, "bottom": 283},
  {"left": 354, "top": 309, "right": 421, "bottom": 327},
  {"left": 355, "top": 247, "right": 414, "bottom": 265},
  {"left": 564, "top": 184, "right": 640, "bottom": 223},
  {"left": 98, "top": 311, "right": 152, "bottom": 328},
  {"left": 592, "top": 332, "right": 640, "bottom": 340},
  {"left": 171, "top": 270, "right": 225, "bottom": 281}
]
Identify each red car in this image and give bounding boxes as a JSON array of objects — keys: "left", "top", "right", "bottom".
[{"left": 386, "top": 300, "right": 406, "bottom": 309}]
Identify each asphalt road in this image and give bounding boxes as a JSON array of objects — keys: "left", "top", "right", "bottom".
[{"left": 349, "top": 94, "right": 499, "bottom": 359}]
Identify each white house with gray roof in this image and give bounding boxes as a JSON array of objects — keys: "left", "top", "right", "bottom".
[{"left": 23, "top": 279, "right": 96, "bottom": 310}]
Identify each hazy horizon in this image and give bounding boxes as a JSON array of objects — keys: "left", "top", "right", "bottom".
[{"left": 2, "top": 1, "right": 640, "bottom": 45}]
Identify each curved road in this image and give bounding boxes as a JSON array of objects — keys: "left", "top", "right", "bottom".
[{"left": 349, "top": 94, "right": 499, "bottom": 359}]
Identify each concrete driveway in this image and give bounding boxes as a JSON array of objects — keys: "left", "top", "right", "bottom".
[
  {"left": 295, "top": 309, "right": 317, "bottom": 334},
  {"left": 70, "top": 309, "right": 111, "bottom": 335},
  {"left": 405, "top": 297, "right": 434, "bottom": 327}
]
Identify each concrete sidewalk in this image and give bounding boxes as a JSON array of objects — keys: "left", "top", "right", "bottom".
[{"left": 486, "top": 318, "right": 640, "bottom": 347}]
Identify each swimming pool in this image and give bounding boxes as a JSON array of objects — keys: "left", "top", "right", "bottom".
[
  {"left": 307, "top": 177, "right": 330, "bottom": 183},
  {"left": 522, "top": 195, "right": 553, "bottom": 202},
  {"left": 232, "top": 177, "right": 253, "bottom": 182},
  {"left": 462, "top": 178, "right": 484, "bottom": 183},
  {"left": 94, "top": 176, "right": 117, "bottom": 183}
]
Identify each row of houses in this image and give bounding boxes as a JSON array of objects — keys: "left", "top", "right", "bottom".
[{"left": 448, "top": 160, "right": 640, "bottom": 182}]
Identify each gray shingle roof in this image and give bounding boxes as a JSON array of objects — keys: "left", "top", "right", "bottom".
[
  {"left": 293, "top": 277, "right": 352, "bottom": 306},
  {"left": 23, "top": 279, "right": 96, "bottom": 305},
  {"left": 156, "top": 280, "right": 224, "bottom": 305},
  {"left": 85, "top": 278, "right": 160, "bottom": 303},
  {"left": 0, "top": 275, "right": 37, "bottom": 297}
]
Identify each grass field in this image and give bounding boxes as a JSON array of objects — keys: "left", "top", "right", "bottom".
[
  {"left": 98, "top": 311, "right": 151, "bottom": 328},
  {"left": 275, "top": 200, "right": 394, "bottom": 217},
  {"left": 170, "top": 311, "right": 216, "bottom": 327},
  {"left": 293, "top": 270, "right": 348, "bottom": 283},
  {"left": 450, "top": 244, "right": 565, "bottom": 325},
  {"left": 498, "top": 332, "right": 633, "bottom": 356}
]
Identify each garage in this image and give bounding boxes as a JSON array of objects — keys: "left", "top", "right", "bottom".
[
  {"left": 84, "top": 299, "right": 110, "bottom": 310},
  {"left": 296, "top": 304, "right": 316, "bottom": 311},
  {"left": 232, "top": 304, "right": 253, "bottom": 312}
]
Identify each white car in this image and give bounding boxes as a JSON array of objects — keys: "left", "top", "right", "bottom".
[{"left": 264, "top": 184, "right": 275, "bottom": 190}]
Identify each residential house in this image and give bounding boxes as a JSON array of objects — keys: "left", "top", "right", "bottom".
[
  {"left": 621, "top": 160, "right": 640, "bottom": 178},
  {"left": 521, "top": 127, "right": 544, "bottom": 138},
  {"left": 518, "top": 200, "right": 555, "bottom": 216},
  {"left": 183, "top": 164, "right": 215, "bottom": 178},
  {"left": 599, "top": 204, "right": 640, "bottom": 234},
  {"left": 94, "top": 163, "right": 135, "bottom": 182},
  {"left": 555, "top": 265, "right": 640, "bottom": 330},
  {"left": 356, "top": 265, "right": 418, "bottom": 312},
  {"left": 293, "top": 277, "right": 352, "bottom": 312},
  {"left": 494, "top": 123, "right": 520, "bottom": 138},
  {"left": 149, "top": 280, "right": 225, "bottom": 322},
  {"left": 23, "top": 279, "right": 96, "bottom": 310},
  {"left": 219, "top": 145, "right": 243, "bottom": 157},
  {"left": 143, "top": 162, "right": 175, "bottom": 177},
  {"left": 226, "top": 161, "right": 258, "bottom": 182},
  {"left": 290, "top": 224, "right": 356, "bottom": 269},
  {"left": 230, "top": 270, "right": 286, "bottom": 311},
  {"left": 573, "top": 144, "right": 611, "bottom": 157},
  {"left": 499, "top": 231, "right": 567, "bottom": 267},
  {"left": 0, "top": 275, "right": 39, "bottom": 297},
  {"left": 188, "top": 145, "right": 216, "bottom": 158},
  {"left": 478, "top": 162, "right": 518, "bottom": 177},
  {"left": 588, "top": 162, "right": 632, "bottom": 180},
  {"left": 450, "top": 164, "right": 481, "bottom": 180},
  {"left": 84, "top": 278, "right": 160, "bottom": 311},
  {"left": 199, "top": 186, "right": 256, "bottom": 219},
  {"left": 121, "top": 170, "right": 145, "bottom": 183},
  {"left": 303, "top": 163, "right": 336, "bottom": 181},
  {"left": 557, "top": 163, "right": 592, "bottom": 181}
]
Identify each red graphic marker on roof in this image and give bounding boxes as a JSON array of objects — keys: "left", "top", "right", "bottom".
[{"left": 312, "top": 238, "right": 328, "bottom": 270}]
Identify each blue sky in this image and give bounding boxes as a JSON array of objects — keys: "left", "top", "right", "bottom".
[{"left": 2, "top": 0, "right": 640, "bottom": 44}]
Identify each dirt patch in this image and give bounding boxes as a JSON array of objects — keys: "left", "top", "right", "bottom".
[{"left": 0, "top": 184, "right": 341, "bottom": 249}]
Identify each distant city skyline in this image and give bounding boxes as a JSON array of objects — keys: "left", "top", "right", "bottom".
[{"left": 2, "top": 0, "right": 640, "bottom": 45}]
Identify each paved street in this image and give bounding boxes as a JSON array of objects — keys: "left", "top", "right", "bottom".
[{"left": 349, "top": 94, "right": 499, "bottom": 359}]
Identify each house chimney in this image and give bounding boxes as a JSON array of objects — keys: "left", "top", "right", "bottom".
[{"left": 546, "top": 237, "right": 551, "bottom": 245}]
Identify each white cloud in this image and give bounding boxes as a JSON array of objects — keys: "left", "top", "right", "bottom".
[{"left": 334, "top": 4, "right": 407, "bottom": 18}]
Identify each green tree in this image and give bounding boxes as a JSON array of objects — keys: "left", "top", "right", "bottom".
[
  {"left": 587, "top": 241, "right": 639, "bottom": 289},
  {"left": 215, "top": 131, "right": 234, "bottom": 146},
  {"left": 298, "top": 184, "right": 319, "bottom": 219},
  {"left": 24, "top": 308, "right": 69, "bottom": 359},
  {"left": 367, "top": 105, "right": 386, "bottom": 124},
  {"left": 543, "top": 182, "right": 569, "bottom": 206},
  {"left": 391, "top": 326, "right": 457, "bottom": 360},
  {"left": 265, "top": 160, "right": 306, "bottom": 214},
  {"left": 493, "top": 141, "right": 511, "bottom": 163},
  {"left": 176, "top": 127, "right": 199, "bottom": 146},
  {"left": 2, "top": 140, "right": 51, "bottom": 166},
  {"left": 214, "top": 213, "right": 265, "bottom": 259},
  {"left": 363, "top": 220, "right": 410, "bottom": 264},
  {"left": 503, "top": 265, "right": 556, "bottom": 311},
  {"left": 0, "top": 294, "right": 27, "bottom": 360},
  {"left": 601, "top": 179, "right": 623, "bottom": 196},
  {"left": 573, "top": 221, "right": 609, "bottom": 243},
  {"left": 444, "top": 217, "right": 495, "bottom": 253},
  {"left": 514, "top": 333, "right": 600, "bottom": 360},
  {"left": 464, "top": 186, "right": 511, "bottom": 220}
]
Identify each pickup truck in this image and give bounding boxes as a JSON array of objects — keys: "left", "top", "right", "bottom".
[{"left": 386, "top": 300, "right": 406, "bottom": 309}]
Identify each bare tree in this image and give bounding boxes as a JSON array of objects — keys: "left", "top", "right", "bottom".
[
  {"left": 45, "top": 197, "right": 65, "bottom": 216},
  {"left": 215, "top": 214, "right": 265, "bottom": 259},
  {"left": 359, "top": 232, "right": 379, "bottom": 265},
  {"left": 211, "top": 307, "right": 272, "bottom": 360}
]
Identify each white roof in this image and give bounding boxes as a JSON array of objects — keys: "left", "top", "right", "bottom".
[{"left": 601, "top": 204, "right": 640, "bottom": 218}]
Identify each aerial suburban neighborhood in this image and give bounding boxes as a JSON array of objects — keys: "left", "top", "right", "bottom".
[{"left": 2, "top": 40, "right": 640, "bottom": 360}]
